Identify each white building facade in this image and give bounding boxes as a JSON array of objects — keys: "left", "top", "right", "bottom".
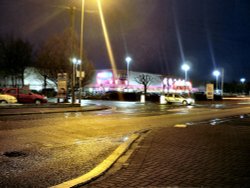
[
  {"left": 85, "top": 69, "right": 193, "bottom": 94},
  {"left": 1, "top": 68, "right": 193, "bottom": 94}
]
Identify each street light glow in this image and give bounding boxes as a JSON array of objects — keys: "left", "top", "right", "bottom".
[
  {"left": 213, "top": 70, "right": 220, "bottom": 77},
  {"left": 72, "top": 58, "right": 77, "bottom": 64},
  {"left": 72, "top": 58, "right": 81, "bottom": 64},
  {"left": 240, "top": 78, "right": 246, "bottom": 83},
  {"left": 125, "top": 56, "right": 132, "bottom": 64},
  {"left": 213, "top": 70, "right": 221, "bottom": 92},
  {"left": 181, "top": 64, "right": 190, "bottom": 71},
  {"left": 240, "top": 78, "right": 246, "bottom": 94},
  {"left": 125, "top": 56, "right": 132, "bottom": 87}
]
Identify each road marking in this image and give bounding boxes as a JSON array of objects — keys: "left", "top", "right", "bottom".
[
  {"left": 174, "top": 124, "right": 187, "bottom": 128},
  {"left": 50, "top": 134, "right": 140, "bottom": 188}
]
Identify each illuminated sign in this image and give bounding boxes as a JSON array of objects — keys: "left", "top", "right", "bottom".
[
  {"left": 206, "top": 83, "right": 214, "bottom": 100},
  {"left": 97, "top": 72, "right": 113, "bottom": 79}
]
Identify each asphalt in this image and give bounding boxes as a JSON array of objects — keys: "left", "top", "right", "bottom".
[{"left": 1, "top": 103, "right": 250, "bottom": 187}]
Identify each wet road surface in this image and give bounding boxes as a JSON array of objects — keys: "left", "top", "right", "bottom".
[{"left": 1, "top": 100, "right": 250, "bottom": 187}]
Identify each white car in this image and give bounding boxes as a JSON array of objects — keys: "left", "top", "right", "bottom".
[
  {"left": 165, "top": 93, "right": 195, "bottom": 105},
  {"left": 0, "top": 94, "right": 18, "bottom": 104}
]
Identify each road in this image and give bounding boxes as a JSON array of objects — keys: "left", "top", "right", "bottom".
[{"left": 1, "top": 100, "right": 250, "bottom": 187}]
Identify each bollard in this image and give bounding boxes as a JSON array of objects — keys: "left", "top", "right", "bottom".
[
  {"left": 140, "top": 94, "right": 145, "bottom": 103},
  {"left": 160, "top": 95, "right": 166, "bottom": 104}
]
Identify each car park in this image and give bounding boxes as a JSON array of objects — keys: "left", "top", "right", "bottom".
[
  {"left": 1, "top": 88, "right": 47, "bottom": 104},
  {"left": 165, "top": 93, "right": 195, "bottom": 105},
  {"left": 0, "top": 94, "right": 17, "bottom": 104}
]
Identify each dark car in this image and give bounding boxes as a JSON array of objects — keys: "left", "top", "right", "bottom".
[
  {"left": 2, "top": 88, "right": 47, "bottom": 104},
  {"left": 41, "top": 88, "right": 57, "bottom": 98}
]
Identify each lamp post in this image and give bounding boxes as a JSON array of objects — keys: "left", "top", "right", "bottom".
[
  {"left": 72, "top": 58, "right": 81, "bottom": 103},
  {"left": 69, "top": 6, "right": 76, "bottom": 104},
  {"left": 72, "top": 57, "right": 77, "bottom": 104},
  {"left": 74, "top": 58, "right": 81, "bottom": 79},
  {"left": 181, "top": 63, "right": 190, "bottom": 81},
  {"left": 78, "top": 0, "right": 85, "bottom": 104},
  {"left": 213, "top": 70, "right": 220, "bottom": 93},
  {"left": 125, "top": 56, "right": 132, "bottom": 87},
  {"left": 72, "top": 58, "right": 78, "bottom": 85},
  {"left": 240, "top": 78, "right": 246, "bottom": 94}
]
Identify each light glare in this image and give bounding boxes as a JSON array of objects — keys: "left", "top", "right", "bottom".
[
  {"left": 181, "top": 64, "right": 190, "bottom": 71},
  {"left": 240, "top": 78, "right": 246, "bottom": 83},
  {"left": 213, "top": 70, "right": 220, "bottom": 77},
  {"left": 125, "top": 56, "right": 132, "bottom": 64},
  {"left": 97, "top": 0, "right": 117, "bottom": 78}
]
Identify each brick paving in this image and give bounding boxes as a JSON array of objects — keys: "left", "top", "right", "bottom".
[{"left": 86, "top": 124, "right": 250, "bottom": 187}]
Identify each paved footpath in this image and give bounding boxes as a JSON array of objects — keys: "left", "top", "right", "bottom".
[
  {"left": 86, "top": 124, "right": 250, "bottom": 187},
  {"left": 0, "top": 104, "right": 108, "bottom": 116}
]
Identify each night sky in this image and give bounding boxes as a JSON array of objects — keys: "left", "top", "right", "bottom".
[{"left": 1, "top": 0, "right": 250, "bottom": 84}]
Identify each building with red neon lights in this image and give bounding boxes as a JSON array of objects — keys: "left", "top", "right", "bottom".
[{"left": 85, "top": 69, "right": 192, "bottom": 93}]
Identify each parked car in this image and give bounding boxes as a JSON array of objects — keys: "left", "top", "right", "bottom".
[
  {"left": 165, "top": 93, "right": 195, "bottom": 105},
  {"left": 0, "top": 94, "right": 17, "bottom": 104},
  {"left": 1, "top": 88, "right": 47, "bottom": 104},
  {"left": 41, "top": 88, "right": 57, "bottom": 98}
]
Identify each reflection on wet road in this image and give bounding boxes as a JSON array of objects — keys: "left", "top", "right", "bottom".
[
  {"left": 186, "top": 114, "right": 250, "bottom": 127},
  {"left": 1, "top": 99, "right": 250, "bottom": 187},
  {"left": 0, "top": 100, "right": 247, "bottom": 122},
  {"left": 83, "top": 100, "right": 246, "bottom": 118}
]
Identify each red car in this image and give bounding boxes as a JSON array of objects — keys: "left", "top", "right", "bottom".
[{"left": 2, "top": 88, "right": 47, "bottom": 104}]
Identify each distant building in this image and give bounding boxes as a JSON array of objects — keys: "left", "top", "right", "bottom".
[
  {"left": 85, "top": 69, "right": 193, "bottom": 93},
  {"left": 1, "top": 68, "right": 193, "bottom": 93},
  {"left": 24, "top": 68, "right": 56, "bottom": 91},
  {"left": 0, "top": 67, "right": 56, "bottom": 91}
]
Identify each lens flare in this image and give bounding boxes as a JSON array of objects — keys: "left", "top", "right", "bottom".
[{"left": 97, "top": 0, "right": 117, "bottom": 78}]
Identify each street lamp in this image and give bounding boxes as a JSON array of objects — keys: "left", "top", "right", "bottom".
[
  {"left": 240, "top": 78, "right": 246, "bottom": 94},
  {"left": 72, "top": 57, "right": 78, "bottom": 84},
  {"left": 181, "top": 63, "right": 190, "bottom": 81},
  {"left": 125, "top": 56, "right": 132, "bottom": 87},
  {"left": 72, "top": 58, "right": 81, "bottom": 104},
  {"left": 79, "top": 0, "right": 85, "bottom": 104},
  {"left": 74, "top": 58, "right": 81, "bottom": 74},
  {"left": 213, "top": 70, "right": 220, "bottom": 93}
]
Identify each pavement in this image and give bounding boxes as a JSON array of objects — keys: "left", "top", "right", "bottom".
[
  {"left": 1, "top": 102, "right": 250, "bottom": 187},
  {"left": 0, "top": 103, "right": 110, "bottom": 116},
  {"left": 84, "top": 124, "right": 250, "bottom": 187}
]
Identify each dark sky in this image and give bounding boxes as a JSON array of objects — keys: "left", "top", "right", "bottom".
[{"left": 1, "top": 0, "right": 250, "bottom": 83}]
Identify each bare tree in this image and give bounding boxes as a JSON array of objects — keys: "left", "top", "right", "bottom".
[
  {"left": 35, "top": 29, "right": 76, "bottom": 87},
  {"left": 78, "top": 56, "right": 95, "bottom": 87},
  {"left": 0, "top": 35, "right": 33, "bottom": 87},
  {"left": 35, "top": 29, "right": 95, "bottom": 89},
  {"left": 135, "top": 74, "right": 154, "bottom": 94}
]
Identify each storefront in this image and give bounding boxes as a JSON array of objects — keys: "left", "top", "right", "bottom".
[{"left": 85, "top": 69, "right": 193, "bottom": 94}]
